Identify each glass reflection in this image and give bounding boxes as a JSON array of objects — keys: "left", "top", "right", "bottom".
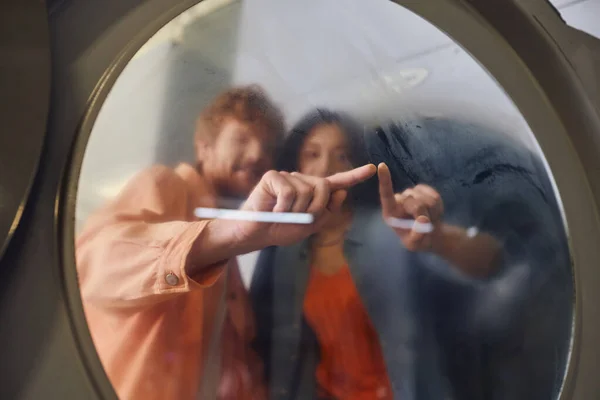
[{"left": 75, "top": 0, "right": 573, "bottom": 399}]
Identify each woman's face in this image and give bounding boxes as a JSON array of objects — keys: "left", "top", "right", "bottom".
[{"left": 297, "top": 123, "right": 353, "bottom": 178}]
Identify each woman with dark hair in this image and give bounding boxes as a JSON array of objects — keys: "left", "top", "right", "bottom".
[
  {"left": 250, "top": 108, "right": 502, "bottom": 400},
  {"left": 277, "top": 108, "right": 380, "bottom": 207}
]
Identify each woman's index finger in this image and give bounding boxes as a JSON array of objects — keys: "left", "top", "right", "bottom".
[{"left": 377, "top": 163, "right": 396, "bottom": 216}]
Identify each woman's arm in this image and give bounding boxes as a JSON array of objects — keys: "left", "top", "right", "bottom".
[
  {"left": 431, "top": 224, "right": 502, "bottom": 279},
  {"left": 377, "top": 163, "right": 502, "bottom": 279}
]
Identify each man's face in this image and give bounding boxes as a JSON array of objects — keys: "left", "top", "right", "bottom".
[{"left": 198, "top": 118, "right": 277, "bottom": 198}]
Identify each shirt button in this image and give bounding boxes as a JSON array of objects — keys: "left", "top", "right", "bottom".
[{"left": 165, "top": 273, "right": 179, "bottom": 286}]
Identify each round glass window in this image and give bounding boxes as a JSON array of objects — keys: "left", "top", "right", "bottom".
[{"left": 74, "top": 1, "right": 574, "bottom": 399}]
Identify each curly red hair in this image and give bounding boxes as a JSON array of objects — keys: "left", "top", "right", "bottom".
[{"left": 195, "top": 85, "right": 285, "bottom": 146}]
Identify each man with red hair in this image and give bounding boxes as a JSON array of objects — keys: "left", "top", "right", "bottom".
[{"left": 76, "top": 85, "right": 376, "bottom": 400}]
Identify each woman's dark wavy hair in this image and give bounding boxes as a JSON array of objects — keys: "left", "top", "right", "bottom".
[{"left": 276, "top": 108, "right": 379, "bottom": 207}]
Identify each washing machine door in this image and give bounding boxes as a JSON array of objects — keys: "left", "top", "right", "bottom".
[
  {"left": 1, "top": 0, "right": 599, "bottom": 399},
  {"left": 0, "top": 1, "right": 50, "bottom": 264}
]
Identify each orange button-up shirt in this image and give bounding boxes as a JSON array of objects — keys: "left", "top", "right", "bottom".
[{"left": 76, "top": 163, "right": 266, "bottom": 400}]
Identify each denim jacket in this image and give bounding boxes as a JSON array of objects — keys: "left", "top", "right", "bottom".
[{"left": 250, "top": 206, "right": 448, "bottom": 400}]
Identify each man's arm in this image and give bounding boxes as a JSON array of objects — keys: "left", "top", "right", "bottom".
[
  {"left": 78, "top": 164, "right": 377, "bottom": 310},
  {"left": 185, "top": 218, "right": 263, "bottom": 276},
  {"left": 77, "top": 166, "right": 232, "bottom": 311},
  {"left": 186, "top": 165, "right": 378, "bottom": 274}
]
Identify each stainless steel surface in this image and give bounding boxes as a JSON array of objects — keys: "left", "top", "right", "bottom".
[{"left": 0, "top": 0, "right": 50, "bottom": 263}]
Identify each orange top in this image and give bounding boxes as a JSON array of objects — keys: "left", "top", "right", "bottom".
[
  {"left": 76, "top": 163, "right": 266, "bottom": 400},
  {"left": 303, "top": 265, "right": 393, "bottom": 400}
]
